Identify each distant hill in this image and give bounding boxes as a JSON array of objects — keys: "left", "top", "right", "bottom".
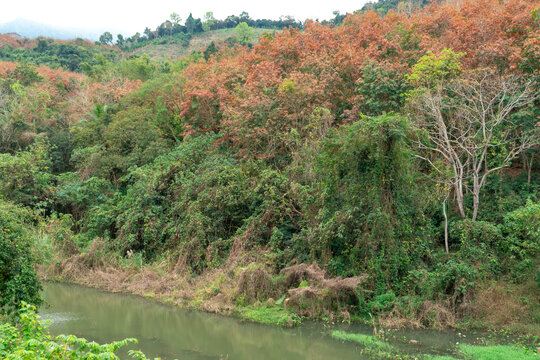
[
  {"left": 0, "top": 18, "right": 115, "bottom": 41},
  {"left": 132, "top": 28, "right": 273, "bottom": 60},
  {"left": 361, "top": 0, "right": 438, "bottom": 13}
]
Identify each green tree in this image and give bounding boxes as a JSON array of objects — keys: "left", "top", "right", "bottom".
[
  {"left": 185, "top": 13, "right": 203, "bottom": 34},
  {"left": 116, "top": 34, "right": 124, "bottom": 47},
  {"left": 202, "top": 11, "right": 216, "bottom": 32},
  {"left": 0, "top": 140, "right": 53, "bottom": 207},
  {"left": 0, "top": 201, "right": 42, "bottom": 315},
  {"left": 355, "top": 62, "right": 410, "bottom": 116},
  {"left": 239, "top": 11, "right": 251, "bottom": 23},
  {"left": 12, "top": 63, "right": 42, "bottom": 86},
  {"left": 144, "top": 27, "right": 155, "bottom": 40},
  {"left": 204, "top": 41, "right": 218, "bottom": 60},
  {"left": 170, "top": 12, "right": 182, "bottom": 26},
  {"left": 99, "top": 31, "right": 113, "bottom": 46},
  {"left": 308, "top": 114, "right": 427, "bottom": 279},
  {"left": 406, "top": 48, "right": 465, "bottom": 86},
  {"left": 235, "top": 22, "right": 255, "bottom": 46},
  {"left": 119, "top": 54, "right": 156, "bottom": 81}
]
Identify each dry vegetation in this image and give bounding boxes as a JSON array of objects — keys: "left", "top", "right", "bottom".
[{"left": 40, "top": 240, "right": 371, "bottom": 325}]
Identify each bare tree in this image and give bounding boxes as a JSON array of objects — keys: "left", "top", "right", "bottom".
[
  {"left": 410, "top": 69, "right": 538, "bottom": 221},
  {"left": 522, "top": 149, "right": 537, "bottom": 185}
]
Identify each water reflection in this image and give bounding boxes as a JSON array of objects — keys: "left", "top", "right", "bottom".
[
  {"left": 41, "top": 283, "right": 474, "bottom": 359},
  {"left": 40, "top": 283, "right": 363, "bottom": 360}
]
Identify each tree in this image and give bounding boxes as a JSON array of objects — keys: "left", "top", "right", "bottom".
[
  {"left": 0, "top": 140, "right": 53, "bottom": 207},
  {"left": 185, "top": 13, "right": 203, "bottom": 34},
  {"left": 354, "top": 62, "right": 410, "bottom": 116},
  {"left": 224, "top": 15, "right": 240, "bottom": 28},
  {"left": 116, "top": 34, "right": 124, "bottom": 47},
  {"left": 0, "top": 200, "right": 42, "bottom": 315},
  {"left": 131, "top": 32, "right": 141, "bottom": 43},
  {"left": 239, "top": 11, "right": 251, "bottom": 23},
  {"left": 170, "top": 12, "right": 182, "bottom": 26},
  {"left": 163, "top": 20, "right": 173, "bottom": 40},
  {"left": 120, "top": 54, "right": 156, "bottom": 81},
  {"left": 204, "top": 41, "right": 218, "bottom": 61},
  {"left": 99, "top": 31, "right": 113, "bottom": 45},
  {"left": 202, "top": 11, "right": 216, "bottom": 32},
  {"left": 332, "top": 11, "right": 346, "bottom": 26},
  {"left": 12, "top": 63, "right": 42, "bottom": 86},
  {"left": 235, "top": 22, "right": 255, "bottom": 46},
  {"left": 144, "top": 27, "right": 155, "bottom": 40},
  {"left": 409, "top": 54, "right": 539, "bottom": 221}
]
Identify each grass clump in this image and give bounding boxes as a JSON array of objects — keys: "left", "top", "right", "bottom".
[
  {"left": 459, "top": 344, "right": 539, "bottom": 360},
  {"left": 330, "top": 330, "right": 394, "bottom": 351},
  {"left": 238, "top": 305, "right": 300, "bottom": 327}
]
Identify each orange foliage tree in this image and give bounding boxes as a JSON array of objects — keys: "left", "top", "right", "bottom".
[{"left": 157, "top": 0, "right": 538, "bottom": 162}]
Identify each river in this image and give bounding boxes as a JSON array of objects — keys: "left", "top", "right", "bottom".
[{"left": 40, "top": 282, "right": 472, "bottom": 359}]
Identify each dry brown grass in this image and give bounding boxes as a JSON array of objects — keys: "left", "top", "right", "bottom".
[
  {"left": 379, "top": 300, "right": 455, "bottom": 330},
  {"left": 235, "top": 265, "right": 276, "bottom": 303},
  {"left": 464, "top": 281, "right": 531, "bottom": 328},
  {"left": 43, "top": 244, "right": 370, "bottom": 322},
  {"left": 278, "top": 262, "right": 367, "bottom": 319}
]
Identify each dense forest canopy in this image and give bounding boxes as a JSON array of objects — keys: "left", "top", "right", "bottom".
[{"left": 0, "top": 1, "right": 538, "bottom": 356}]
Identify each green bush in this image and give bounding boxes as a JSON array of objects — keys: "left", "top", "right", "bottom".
[
  {"left": 450, "top": 219, "right": 502, "bottom": 275},
  {"left": 0, "top": 200, "right": 42, "bottom": 314},
  {"left": 0, "top": 140, "right": 53, "bottom": 208},
  {"left": 0, "top": 303, "right": 151, "bottom": 359},
  {"left": 500, "top": 200, "right": 540, "bottom": 282}
]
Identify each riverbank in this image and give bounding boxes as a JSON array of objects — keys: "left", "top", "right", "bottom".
[
  {"left": 37, "top": 239, "right": 540, "bottom": 337},
  {"left": 39, "top": 241, "right": 344, "bottom": 328},
  {"left": 39, "top": 282, "right": 540, "bottom": 360}
]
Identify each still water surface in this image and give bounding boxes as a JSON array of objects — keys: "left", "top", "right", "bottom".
[{"left": 40, "top": 282, "right": 467, "bottom": 359}]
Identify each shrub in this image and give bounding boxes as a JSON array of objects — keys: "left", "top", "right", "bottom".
[
  {"left": 0, "top": 303, "right": 151, "bottom": 359},
  {"left": 0, "top": 200, "right": 42, "bottom": 314},
  {"left": 0, "top": 140, "right": 53, "bottom": 208},
  {"left": 500, "top": 200, "right": 540, "bottom": 282}
]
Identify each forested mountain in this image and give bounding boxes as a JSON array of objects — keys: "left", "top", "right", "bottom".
[{"left": 0, "top": 0, "right": 539, "bottom": 358}]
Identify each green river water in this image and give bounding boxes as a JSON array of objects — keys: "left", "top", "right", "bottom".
[{"left": 40, "top": 282, "right": 479, "bottom": 359}]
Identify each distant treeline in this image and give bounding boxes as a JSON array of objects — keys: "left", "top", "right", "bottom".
[
  {"left": 109, "top": 0, "right": 440, "bottom": 49},
  {"left": 107, "top": 11, "right": 305, "bottom": 50},
  {"left": 0, "top": 37, "right": 118, "bottom": 72},
  {"left": 361, "top": 0, "right": 438, "bottom": 14}
]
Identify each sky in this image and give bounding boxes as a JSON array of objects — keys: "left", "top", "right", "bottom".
[{"left": 0, "top": 0, "right": 369, "bottom": 35}]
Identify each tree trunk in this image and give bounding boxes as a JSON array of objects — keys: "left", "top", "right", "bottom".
[
  {"left": 443, "top": 198, "right": 449, "bottom": 253},
  {"left": 527, "top": 154, "right": 534, "bottom": 186},
  {"left": 472, "top": 175, "right": 480, "bottom": 221},
  {"left": 455, "top": 181, "right": 466, "bottom": 218}
]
